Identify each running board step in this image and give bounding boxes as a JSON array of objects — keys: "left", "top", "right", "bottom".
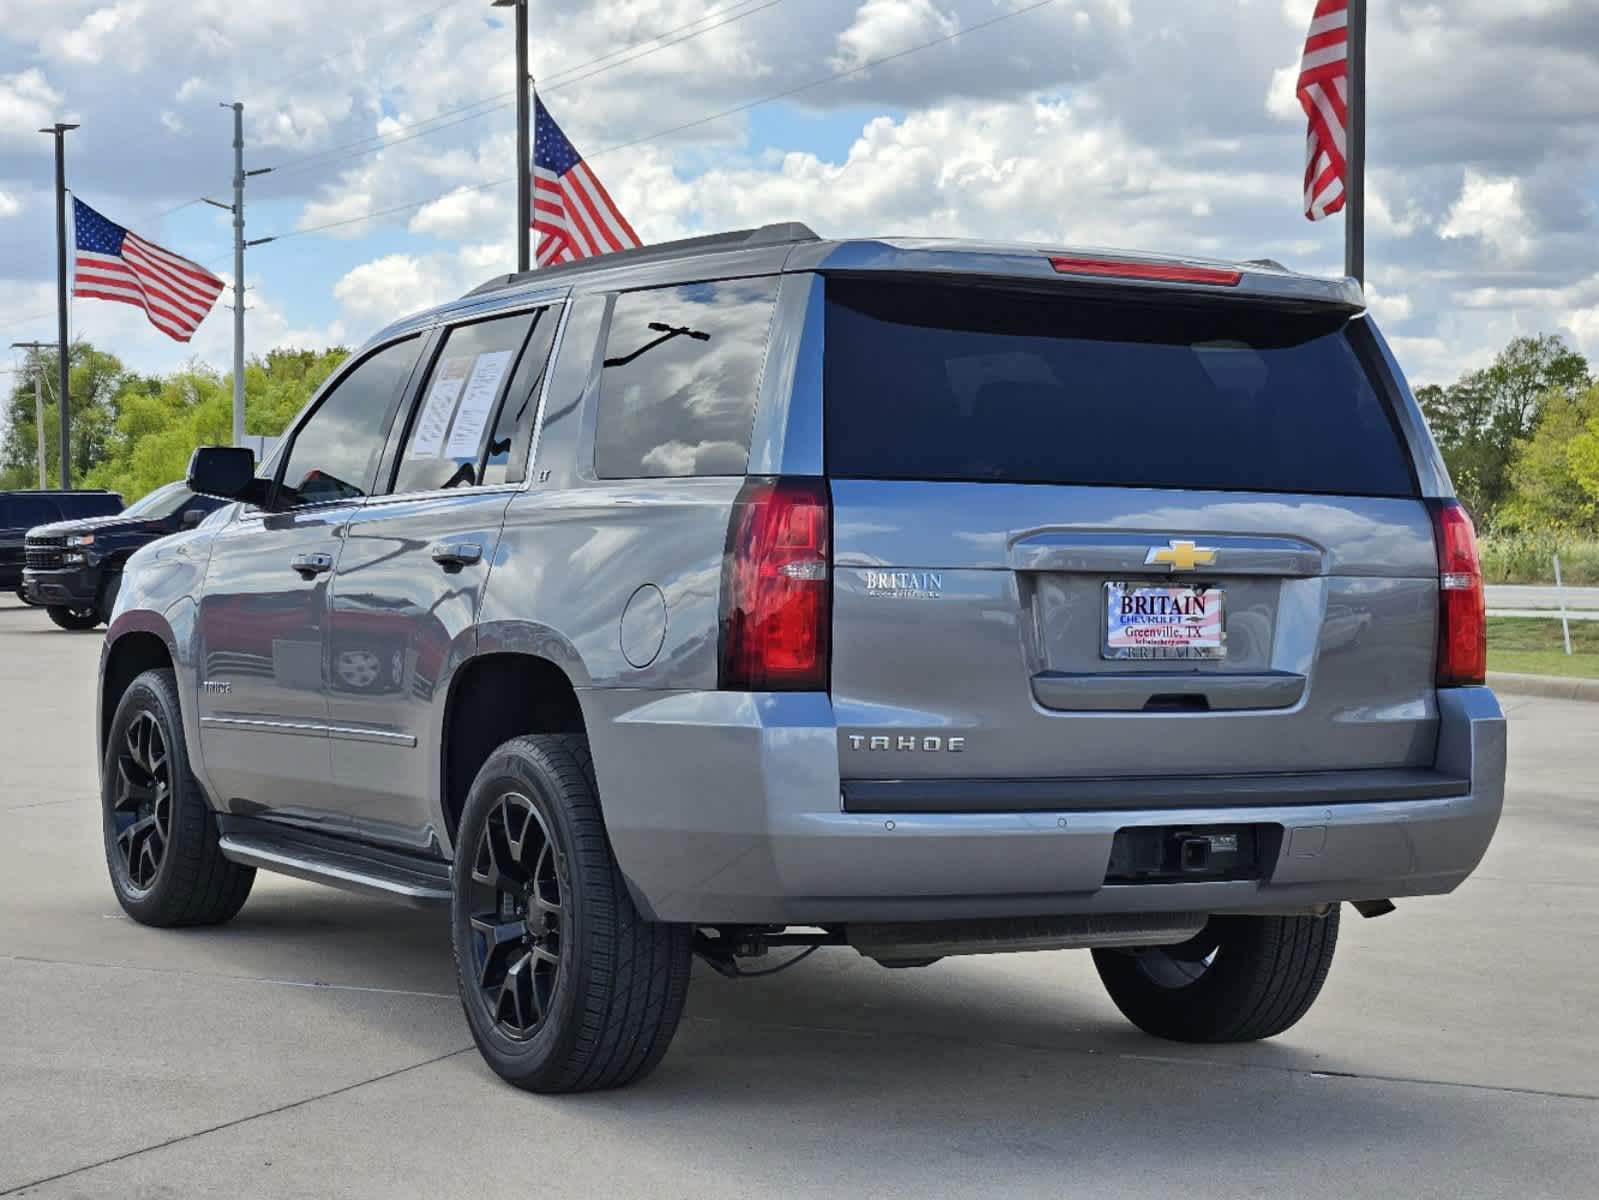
[{"left": 218, "top": 831, "right": 451, "bottom": 908}]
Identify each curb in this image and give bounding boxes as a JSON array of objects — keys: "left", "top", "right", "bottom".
[{"left": 1488, "top": 671, "right": 1599, "bottom": 703}]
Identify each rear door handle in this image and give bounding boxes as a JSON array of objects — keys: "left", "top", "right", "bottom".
[
  {"left": 430, "top": 541, "right": 483, "bottom": 569},
  {"left": 290, "top": 552, "right": 334, "bottom": 578}
]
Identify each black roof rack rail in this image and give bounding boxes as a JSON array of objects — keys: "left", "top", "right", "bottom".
[{"left": 464, "top": 221, "right": 821, "bottom": 298}]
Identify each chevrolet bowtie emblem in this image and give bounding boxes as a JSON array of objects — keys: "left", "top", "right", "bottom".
[{"left": 1145, "top": 540, "right": 1218, "bottom": 571}]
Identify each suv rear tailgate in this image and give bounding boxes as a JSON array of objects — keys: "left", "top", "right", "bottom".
[{"left": 822, "top": 276, "right": 1445, "bottom": 803}]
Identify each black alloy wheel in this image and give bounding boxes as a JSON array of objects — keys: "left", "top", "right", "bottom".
[
  {"left": 109, "top": 710, "right": 172, "bottom": 890},
  {"left": 450, "top": 734, "right": 693, "bottom": 1092},
  {"left": 1121, "top": 926, "right": 1224, "bottom": 990},
  {"left": 100, "top": 668, "right": 254, "bottom": 926},
  {"left": 47, "top": 604, "right": 100, "bottom": 630},
  {"left": 465, "top": 791, "right": 568, "bottom": 1040}
]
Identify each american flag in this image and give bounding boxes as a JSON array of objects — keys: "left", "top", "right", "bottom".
[
  {"left": 72, "top": 197, "right": 225, "bottom": 342},
  {"left": 1296, "top": 0, "right": 1350, "bottom": 221},
  {"left": 533, "top": 93, "right": 641, "bottom": 267}
]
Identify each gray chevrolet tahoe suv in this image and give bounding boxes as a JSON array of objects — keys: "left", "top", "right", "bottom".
[{"left": 97, "top": 223, "right": 1505, "bottom": 1093}]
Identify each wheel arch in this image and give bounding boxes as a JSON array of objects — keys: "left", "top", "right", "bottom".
[
  {"left": 100, "top": 626, "right": 178, "bottom": 754},
  {"left": 438, "top": 650, "right": 590, "bottom": 851}
]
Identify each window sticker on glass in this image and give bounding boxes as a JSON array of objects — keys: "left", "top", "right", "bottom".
[
  {"left": 408, "top": 356, "right": 473, "bottom": 460},
  {"left": 444, "top": 349, "right": 515, "bottom": 459}
]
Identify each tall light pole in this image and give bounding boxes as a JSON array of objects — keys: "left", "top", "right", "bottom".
[
  {"left": 206, "top": 103, "right": 273, "bottom": 447},
  {"left": 11, "top": 341, "right": 51, "bottom": 487},
  {"left": 492, "top": 0, "right": 532, "bottom": 272},
  {"left": 40, "top": 122, "right": 77, "bottom": 488}
]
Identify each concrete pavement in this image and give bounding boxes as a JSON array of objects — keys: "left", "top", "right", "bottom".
[{"left": 1, "top": 600, "right": 1595, "bottom": 1198}]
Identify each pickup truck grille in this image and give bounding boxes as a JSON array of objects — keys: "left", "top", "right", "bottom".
[{"left": 25, "top": 536, "right": 64, "bottom": 570}]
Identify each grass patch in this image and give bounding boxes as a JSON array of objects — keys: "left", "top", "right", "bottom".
[{"left": 1487, "top": 616, "right": 1599, "bottom": 679}]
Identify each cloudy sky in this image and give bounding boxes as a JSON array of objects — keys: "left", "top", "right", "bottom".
[{"left": 2, "top": 0, "right": 1597, "bottom": 394}]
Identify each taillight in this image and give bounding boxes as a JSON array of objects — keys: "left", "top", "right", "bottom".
[
  {"left": 1429, "top": 499, "right": 1487, "bottom": 687},
  {"left": 720, "top": 477, "right": 831, "bottom": 690}
]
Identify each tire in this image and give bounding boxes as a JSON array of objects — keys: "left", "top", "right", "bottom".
[
  {"left": 451, "top": 734, "right": 693, "bottom": 1093},
  {"left": 48, "top": 604, "right": 100, "bottom": 631},
  {"left": 1092, "top": 910, "right": 1340, "bottom": 1043},
  {"left": 101, "top": 668, "right": 255, "bottom": 926}
]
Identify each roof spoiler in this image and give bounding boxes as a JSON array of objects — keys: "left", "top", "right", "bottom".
[{"left": 465, "top": 221, "right": 821, "bottom": 298}]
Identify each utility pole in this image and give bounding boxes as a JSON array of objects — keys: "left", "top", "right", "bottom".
[
  {"left": 40, "top": 122, "right": 77, "bottom": 488},
  {"left": 206, "top": 103, "right": 273, "bottom": 447},
  {"left": 1344, "top": 0, "right": 1367, "bottom": 287},
  {"left": 492, "top": 0, "right": 532, "bottom": 272},
  {"left": 11, "top": 341, "right": 51, "bottom": 487}
]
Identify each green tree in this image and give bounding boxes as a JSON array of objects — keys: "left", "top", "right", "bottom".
[
  {"left": 1503, "top": 383, "right": 1599, "bottom": 531},
  {"left": 0, "top": 342, "right": 143, "bottom": 490},
  {"left": 1418, "top": 334, "right": 1591, "bottom": 522},
  {"left": 1570, "top": 407, "right": 1599, "bottom": 513},
  {"left": 82, "top": 345, "right": 348, "bottom": 503}
]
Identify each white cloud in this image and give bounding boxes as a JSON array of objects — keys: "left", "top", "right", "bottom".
[
  {"left": 4, "top": 0, "right": 1599, "bottom": 392},
  {"left": 0, "top": 191, "right": 19, "bottom": 219},
  {"left": 44, "top": 2, "right": 147, "bottom": 68},
  {"left": 1365, "top": 284, "right": 1413, "bottom": 325},
  {"left": 1567, "top": 305, "right": 1599, "bottom": 362},
  {"left": 1440, "top": 170, "right": 1533, "bottom": 263},
  {"left": 0, "top": 69, "right": 64, "bottom": 147},
  {"left": 332, "top": 253, "right": 472, "bottom": 328},
  {"left": 408, "top": 187, "right": 505, "bottom": 239},
  {"left": 831, "top": 0, "right": 960, "bottom": 72}
]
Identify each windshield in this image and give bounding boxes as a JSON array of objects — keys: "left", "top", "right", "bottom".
[{"left": 121, "top": 483, "right": 191, "bottom": 520}]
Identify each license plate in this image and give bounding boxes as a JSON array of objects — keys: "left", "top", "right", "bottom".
[{"left": 1103, "top": 582, "right": 1226, "bottom": 660}]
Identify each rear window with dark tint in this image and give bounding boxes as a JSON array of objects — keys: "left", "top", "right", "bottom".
[{"left": 823, "top": 280, "right": 1417, "bottom": 498}]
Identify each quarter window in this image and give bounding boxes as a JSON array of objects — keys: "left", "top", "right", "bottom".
[
  {"left": 594, "top": 277, "right": 778, "bottom": 479},
  {"left": 393, "top": 312, "right": 542, "bottom": 495},
  {"left": 278, "top": 337, "right": 422, "bottom": 508}
]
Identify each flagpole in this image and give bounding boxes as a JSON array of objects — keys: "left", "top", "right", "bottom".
[
  {"left": 1344, "top": 0, "right": 1366, "bottom": 287},
  {"left": 40, "top": 122, "right": 77, "bottom": 489},
  {"left": 492, "top": 0, "right": 532, "bottom": 273}
]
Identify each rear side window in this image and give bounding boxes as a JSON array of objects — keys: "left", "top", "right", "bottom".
[
  {"left": 823, "top": 280, "right": 1418, "bottom": 498},
  {"left": 393, "top": 312, "right": 542, "bottom": 495},
  {"left": 594, "top": 277, "right": 778, "bottom": 478}
]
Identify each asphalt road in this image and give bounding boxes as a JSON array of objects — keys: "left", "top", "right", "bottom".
[
  {"left": 1, "top": 600, "right": 1595, "bottom": 1199},
  {"left": 1486, "top": 584, "right": 1599, "bottom": 611}
]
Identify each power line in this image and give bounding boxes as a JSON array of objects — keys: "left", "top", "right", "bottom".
[
  {"left": 262, "top": 0, "right": 789, "bottom": 184},
  {"left": 268, "top": 0, "right": 1059, "bottom": 245}
]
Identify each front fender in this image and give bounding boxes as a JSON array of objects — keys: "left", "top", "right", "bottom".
[{"left": 102, "top": 530, "right": 214, "bottom": 793}]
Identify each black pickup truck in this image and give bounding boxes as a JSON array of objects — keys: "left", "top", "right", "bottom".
[
  {"left": 21, "top": 482, "right": 224, "bottom": 629},
  {"left": 2, "top": 490, "right": 123, "bottom": 603}
]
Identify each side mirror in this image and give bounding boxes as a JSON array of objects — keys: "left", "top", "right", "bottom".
[
  {"left": 181, "top": 508, "right": 206, "bottom": 529},
  {"left": 187, "top": 446, "right": 269, "bottom": 507}
]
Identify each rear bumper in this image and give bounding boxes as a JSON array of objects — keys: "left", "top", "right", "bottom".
[
  {"left": 582, "top": 686, "right": 1506, "bottom": 926},
  {"left": 21, "top": 565, "right": 98, "bottom": 608}
]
